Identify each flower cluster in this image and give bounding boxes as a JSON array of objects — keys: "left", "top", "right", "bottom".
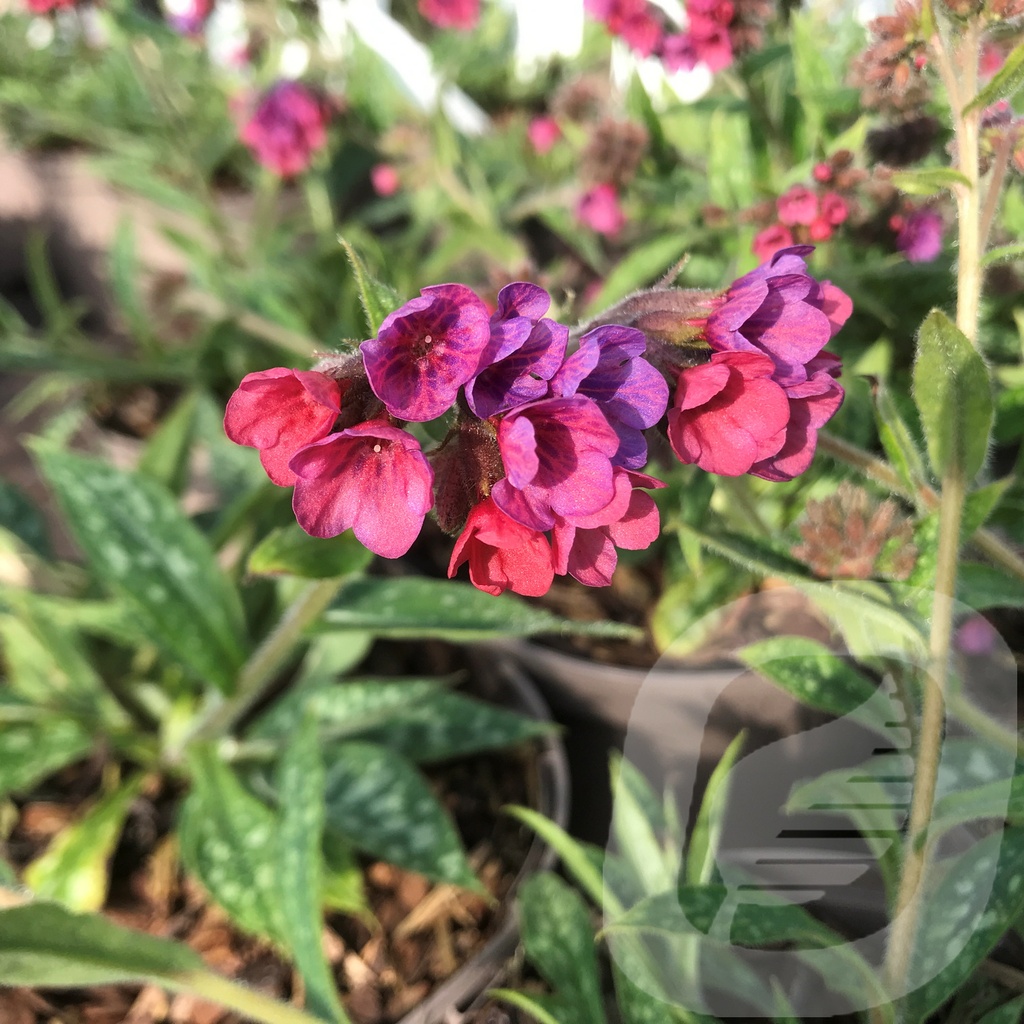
[
  {"left": 240, "top": 80, "right": 330, "bottom": 178},
  {"left": 753, "top": 185, "right": 851, "bottom": 261},
  {"left": 226, "top": 248, "right": 849, "bottom": 595}
]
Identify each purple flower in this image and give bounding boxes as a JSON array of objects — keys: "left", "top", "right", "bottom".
[
  {"left": 897, "top": 209, "right": 944, "bottom": 263},
  {"left": 362, "top": 284, "right": 491, "bottom": 422},
  {"left": 465, "top": 283, "right": 568, "bottom": 419},
  {"left": 706, "top": 245, "right": 852, "bottom": 386},
  {"left": 550, "top": 324, "right": 669, "bottom": 468},
  {"left": 289, "top": 421, "right": 434, "bottom": 557},
  {"left": 491, "top": 396, "right": 620, "bottom": 531},
  {"left": 240, "top": 81, "right": 329, "bottom": 178}
]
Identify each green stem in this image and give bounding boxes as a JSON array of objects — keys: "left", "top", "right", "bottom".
[
  {"left": 884, "top": 469, "right": 965, "bottom": 994},
  {"left": 189, "top": 578, "right": 345, "bottom": 742},
  {"left": 183, "top": 970, "right": 336, "bottom": 1024},
  {"left": 305, "top": 170, "right": 335, "bottom": 240}
]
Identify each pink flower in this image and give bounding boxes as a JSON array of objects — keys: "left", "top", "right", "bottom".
[
  {"left": 752, "top": 223, "right": 794, "bottom": 262},
  {"left": 587, "top": 0, "right": 664, "bottom": 55},
  {"left": 896, "top": 209, "right": 944, "bottom": 263},
  {"left": 419, "top": 0, "right": 479, "bottom": 30},
  {"left": 776, "top": 185, "right": 819, "bottom": 227},
  {"left": 491, "top": 397, "right": 620, "bottom": 531},
  {"left": 24, "top": 0, "right": 74, "bottom": 13},
  {"left": 750, "top": 354, "right": 844, "bottom": 481},
  {"left": 820, "top": 192, "right": 849, "bottom": 226},
  {"left": 813, "top": 162, "right": 833, "bottom": 183},
  {"left": 370, "top": 163, "right": 400, "bottom": 196},
  {"left": 955, "top": 615, "right": 998, "bottom": 656},
  {"left": 362, "top": 284, "right": 492, "bottom": 422},
  {"left": 241, "top": 81, "right": 329, "bottom": 178},
  {"left": 808, "top": 218, "right": 833, "bottom": 242},
  {"left": 576, "top": 184, "right": 626, "bottom": 236},
  {"left": 448, "top": 497, "right": 554, "bottom": 596},
  {"left": 552, "top": 469, "right": 663, "bottom": 586},
  {"left": 165, "top": 0, "right": 212, "bottom": 35},
  {"left": 289, "top": 422, "right": 434, "bottom": 557},
  {"left": 224, "top": 368, "right": 342, "bottom": 486},
  {"left": 527, "top": 116, "right": 562, "bottom": 155},
  {"left": 667, "top": 351, "right": 789, "bottom": 476}
]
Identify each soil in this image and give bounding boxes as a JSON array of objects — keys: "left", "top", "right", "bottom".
[{"left": 0, "top": 642, "right": 548, "bottom": 1024}]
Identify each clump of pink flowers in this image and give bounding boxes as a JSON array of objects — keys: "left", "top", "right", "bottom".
[
  {"left": 419, "top": 0, "right": 479, "bottom": 30},
  {"left": 240, "top": 80, "right": 331, "bottom": 178},
  {"left": 752, "top": 184, "right": 851, "bottom": 261},
  {"left": 225, "top": 248, "right": 850, "bottom": 596}
]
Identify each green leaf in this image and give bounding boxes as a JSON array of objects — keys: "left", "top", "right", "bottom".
[
  {"left": 0, "top": 717, "right": 92, "bottom": 801},
  {"left": 23, "top": 775, "right": 146, "bottom": 912},
  {"left": 0, "top": 901, "right": 202, "bottom": 985},
  {"left": 179, "top": 747, "right": 288, "bottom": 944},
  {"left": 687, "top": 732, "right": 747, "bottom": 887},
  {"left": 904, "top": 827, "right": 1024, "bottom": 1021},
  {"left": 962, "top": 478, "right": 1011, "bottom": 537},
  {"left": 320, "top": 577, "right": 642, "bottom": 642},
  {"left": 247, "top": 524, "right": 374, "bottom": 580},
  {"left": 873, "top": 382, "right": 928, "bottom": 492},
  {"left": 350, "top": 690, "right": 552, "bottom": 763},
  {"left": 891, "top": 168, "right": 973, "bottom": 196},
  {"left": 137, "top": 390, "right": 200, "bottom": 496},
  {"left": 489, "top": 989, "right": 565, "bottom": 1024},
  {"left": 912, "top": 309, "right": 994, "bottom": 480},
  {"left": 981, "top": 243, "right": 1024, "bottom": 268},
  {"left": 0, "top": 902, "right": 327, "bottom": 1024},
  {"left": 930, "top": 774, "right": 1024, "bottom": 837},
  {"left": 738, "top": 637, "right": 889, "bottom": 730},
  {"left": 0, "top": 479, "right": 50, "bottom": 558},
  {"left": 321, "top": 741, "right": 479, "bottom": 888},
  {"left": 33, "top": 447, "right": 248, "bottom": 692},
  {"left": 275, "top": 717, "right": 349, "bottom": 1024},
  {"left": 582, "top": 235, "right": 692, "bottom": 319},
  {"left": 964, "top": 41, "right": 1024, "bottom": 113},
  {"left": 321, "top": 832, "right": 369, "bottom": 919},
  {"left": 338, "top": 238, "right": 403, "bottom": 335},
  {"left": 518, "top": 873, "right": 607, "bottom": 1024},
  {"left": 957, "top": 562, "right": 1024, "bottom": 609},
  {"left": 610, "top": 756, "right": 674, "bottom": 896},
  {"left": 975, "top": 996, "right": 1024, "bottom": 1024},
  {"left": 109, "top": 217, "right": 151, "bottom": 344}
]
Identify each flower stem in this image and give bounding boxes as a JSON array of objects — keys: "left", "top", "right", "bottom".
[{"left": 189, "top": 577, "right": 344, "bottom": 743}]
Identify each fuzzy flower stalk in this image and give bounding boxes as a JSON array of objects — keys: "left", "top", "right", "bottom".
[{"left": 225, "top": 248, "right": 849, "bottom": 596}]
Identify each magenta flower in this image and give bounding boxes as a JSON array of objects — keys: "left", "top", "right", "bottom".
[
  {"left": 550, "top": 324, "right": 669, "bottom": 469},
  {"left": 896, "top": 209, "right": 944, "bottom": 263},
  {"left": 370, "top": 163, "right": 400, "bottom": 196},
  {"left": 587, "top": 0, "right": 665, "bottom": 55},
  {"left": 706, "top": 245, "right": 852, "bottom": 386},
  {"left": 419, "top": 0, "right": 479, "bottom": 29},
  {"left": 820, "top": 192, "right": 849, "bottom": 226},
  {"left": 466, "top": 283, "right": 568, "bottom": 419},
  {"left": 491, "top": 397, "right": 620, "bottom": 531},
  {"left": 448, "top": 497, "right": 554, "bottom": 596},
  {"left": 240, "top": 81, "right": 329, "bottom": 178},
  {"left": 552, "top": 469, "right": 663, "bottom": 587},
  {"left": 289, "top": 421, "right": 433, "bottom": 557},
  {"left": 362, "top": 284, "right": 491, "bottom": 422},
  {"left": 752, "top": 223, "right": 794, "bottom": 262},
  {"left": 224, "top": 368, "right": 341, "bottom": 486},
  {"left": 776, "top": 186, "right": 819, "bottom": 227},
  {"left": 528, "top": 117, "right": 562, "bottom": 155},
  {"left": 576, "top": 184, "right": 626, "bottom": 236},
  {"left": 750, "top": 354, "right": 844, "bottom": 481},
  {"left": 667, "top": 351, "right": 790, "bottom": 476}
]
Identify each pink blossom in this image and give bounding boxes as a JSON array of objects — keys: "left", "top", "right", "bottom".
[
  {"left": 808, "top": 218, "right": 833, "bottom": 242},
  {"left": 370, "top": 163, "right": 400, "bottom": 196},
  {"left": 527, "top": 116, "right": 562, "bottom": 155},
  {"left": 955, "top": 615, "right": 999, "bottom": 656},
  {"left": 896, "top": 209, "right": 944, "bottom": 263},
  {"left": 776, "top": 185, "right": 819, "bottom": 227},
  {"left": 552, "top": 469, "right": 663, "bottom": 586},
  {"left": 819, "top": 192, "right": 849, "bottom": 226},
  {"left": 241, "top": 81, "right": 329, "bottom": 178},
  {"left": 812, "top": 162, "right": 833, "bottom": 183},
  {"left": 289, "top": 422, "right": 434, "bottom": 557},
  {"left": 448, "top": 497, "right": 554, "bottom": 596},
  {"left": 576, "top": 184, "right": 626, "bottom": 236},
  {"left": 752, "top": 223, "right": 794, "bottom": 262},
  {"left": 667, "top": 351, "right": 790, "bottom": 476},
  {"left": 224, "top": 368, "right": 341, "bottom": 486},
  {"left": 419, "top": 0, "right": 479, "bottom": 30}
]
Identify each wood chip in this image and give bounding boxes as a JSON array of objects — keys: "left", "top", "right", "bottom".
[
  {"left": 0, "top": 990, "right": 38, "bottom": 1024},
  {"left": 168, "top": 993, "right": 225, "bottom": 1024},
  {"left": 385, "top": 981, "right": 430, "bottom": 1019},
  {"left": 124, "top": 985, "right": 169, "bottom": 1024}
]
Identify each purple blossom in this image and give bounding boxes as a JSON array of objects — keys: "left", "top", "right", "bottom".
[
  {"left": 491, "top": 396, "right": 620, "bottom": 531},
  {"left": 362, "top": 284, "right": 491, "bottom": 422},
  {"left": 897, "top": 209, "right": 944, "bottom": 263},
  {"left": 289, "top": 421, "right": 434, "bottom": 557},
  {"left": 550, "top": 324, "right": 669, "bottom": 468},
  {"left": 706, "top": 245, "right": 852, "bottom": 386},
  {"left": 240, "top": 81, "right": 329, "bottom": 178},
  {"left": 465, "top": 283, "right": 569, "bottom": 419}
]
